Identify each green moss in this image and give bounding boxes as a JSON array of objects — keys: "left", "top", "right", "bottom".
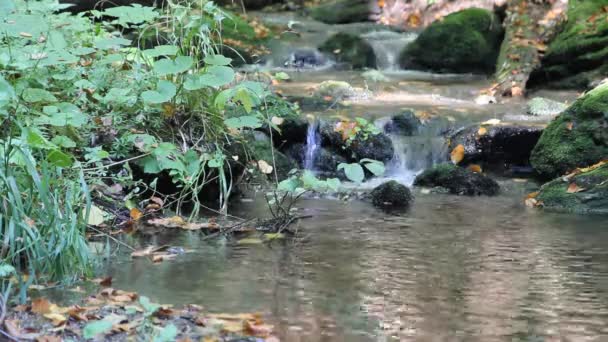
[
  {"left": 310, "top": 0, "right": 371, "bottom": 24},
  {"left": 399, "top": 8, "right": 503, "bottom": 74},
  {"left": 537, "top": 162, "right": 608, "bottom": 214},
  {"left": 530, "top": 83, "right": 608, "bottom": 178},
  {"left": 318, "top": 33, "right": 376, "bottom": 69},
  {"left": 414, "top": 163, "right": 500, "bottom": 196},
  {"left": 250, "top": 140, "right": 296, "bottom": 181}
]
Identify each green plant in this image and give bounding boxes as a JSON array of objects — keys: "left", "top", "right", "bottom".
[{"left": 338, "top": 159, "right": 385, "bottom": 183}]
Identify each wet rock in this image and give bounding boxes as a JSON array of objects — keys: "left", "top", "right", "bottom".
[
  {"left": 530, "top": 83, "right": 608, "bottom": 179},
  {"left": 284, "top": 49, "right": 328, "bottom": 69},
  {"left": 314, "top": 80, "right": 355, "bottom": 98},
  {"left": 528, "top": 1, "right": 608, "bottom": 90},
  {"left": 270, "top": 116, "right": 309, "bottom": 149},
  {"left": 526, "top": 97, "right": 568, "bottom": 117},
  {"left": 319, "top": 32, "right": 377, "bottom": 69},
  {"left": 60, "top": 0, "right": 161, "bottom": 12},
  {"left": 319, "top": 120, "right": 394, "bottom": 163},
  {"left": 399, "top": 8, "right": 504, "bottom": 74},
  {"left": 371, "top": 180, "right": 413, "bottom": 209},
  {"left": 535, "top": 161, "right": 608, "bottom": 215},
  {"left": 250, "top": 140, "right": 297, "bottom": 181},
  {"left": 449, "top": 123, "right": 544, "bottom": 167},
  {"left": 414, "top": 163, "right": 500, "bottom": 196},
  {"left": 384, "top": 110, "right": 420, "bottom": 136},
  {"left": 310, "top": 0, "right": 378, "bottom": 24},
  {"left": 285, "top": 144, "right": 347, "bottom": 177}
]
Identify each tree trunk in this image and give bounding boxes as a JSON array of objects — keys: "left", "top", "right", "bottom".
[{"left": 494, "top": 0, "right": 564, "bottom": 97}]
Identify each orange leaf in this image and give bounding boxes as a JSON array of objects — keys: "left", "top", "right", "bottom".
[
  {"left": 477, "top": 127, "right": 487, "bottom": 136},
  {"left": 450, "top": 144, "right": 465, "bottom": 165},
  {"left": 32, "top": 298, "right": 52, "bottom": 314},
  {"left": 566, "top": 183, "right": 585, "bottom": 193},
  {"left": 468, "top": 164, "right": 482, "bottom": 173},
  {"left": 511, "top": 86, "right": 523, "bottom": 97},
  {"left": 130, "top": 208, "right": 143, "bottom": 221},
  {"left": 566, "top": 122, "right": 573, "bottom": 130}
]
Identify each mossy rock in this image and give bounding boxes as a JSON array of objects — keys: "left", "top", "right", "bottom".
[
  {"left": 250, "top": 140, "right": 296, "bottom": 181},
  {"left": 528, "top": 0, "right": 608, "bottom": 89},
  {"left": 370, "top": 180, "right": 413, "bottom": 209},
  {"left": 526, "top": 97, "right": 568, "bottom": 117},
  {"left": 314, "top": 80, "right": 355, "bottom": 98},
  {"left": 310, "top": 0, "right": 374, "bottom": 24},
  {"left": 399, "top": 8, "right": 504, "bottom": 74},
  {"left": 530, "top": 82, "right": 608, "bottom": 179},
  {"left": 536, "top": 162, "right": 608, "bottom": 214},
  {"left": 414, "top": 163, "right": 500, "bottom": 196},
  {"left": 318, "top": 33, "right": 377, "bottom": 69}
]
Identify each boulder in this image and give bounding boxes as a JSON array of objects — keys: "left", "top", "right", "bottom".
[
  {"left": 250, "top": 140, "right": 297, "bottom": 181},
  {"left": 384, "top": 110, "right": 420, "bottom": 136},
  {"left": 310, "top": 0, "right": 377, "bottom": 24},
  {"left": 319, "top": 121, "right": 394, "bottom": 163},
  {"left": 526, "top": 97, "right": 568, "bottom": 117},
  {"left": 528, "top": 1, "right": 608, "bottom": 90},
  {"left": 285, "top": 144, "right": 347, "bottom": 177},
  {"left": 284, "top": 49, "right": 328, "bottom": 69},
  {"left": 530, "top": 83, "right": 608, "bottom": 179},
  {"left": 414, "top": 163, "right": 500, "bottom": 196},
  {"left": 314, "top": 80, "right": 355, "bottom": 98},
  {"left": 399, "top": 8, "right": 504, "bottom": 74},
  {"left": 270, "top": 116, "right": 308, "bottom": 149},
  {"left": 449, "top": 123, "right": 544, "bottom": 167},
  {"left": 370, "top": 181, "right": 413, "bottom": 209},
  {"left": 319, "top": 33, "right": 377, "bottom": 69},
  {"left": 535, "top": 161, "right": 608, "bottom": 215}
]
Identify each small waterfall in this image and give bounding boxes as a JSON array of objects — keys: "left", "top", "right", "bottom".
[
  {"left": 362, "top": 31, "right": 418, "bottom": 70},
  {"left": 304, "top": 120, "right": 320, "bottom": 171}
]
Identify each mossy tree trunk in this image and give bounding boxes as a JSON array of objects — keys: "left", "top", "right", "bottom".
[{"left": 494, "top": 0, "right": 563, "bottom": 97}]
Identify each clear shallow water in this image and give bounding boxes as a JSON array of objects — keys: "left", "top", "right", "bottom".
[{"left": 105, "top": 182, "right": 608, "bottom": 341}]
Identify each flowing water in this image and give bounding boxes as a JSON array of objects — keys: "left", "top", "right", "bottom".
[{"left": 98, "top": 11, "right": 608, "bottom": 342}]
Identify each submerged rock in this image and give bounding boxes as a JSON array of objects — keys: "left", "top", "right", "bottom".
[
  {"left": 528, "top": 1, "right": 608, "bottom": 90},
  {"left": 284, "top": 49, "right": 328, "bottom": 69},
  {"left": 310, "top": 0, "right": 377, "bottom": 24},
  {"left": 399, "top": 8, "right": 504, "bottom": 74},
  {"left": 414, "top": 163, "right": 500, "bottom": 196},
  {"left": 530, "top": 83, "right": 608, "bottom": 179},
  {"left": 535, "top": 161, "right": 608, "bottom": 215},
  {"left": 371, "top": 181, "right": 413, "bottom": 209},
  {"left": 319, "top": 32, "right": 377, "bottom": 69},
  {"left": 526, "top": 97, "right": 568, "bottom": 117},
  {"left": 314, "top": 80, "right": 355, "bottom": 98},
  {"left": 449, "top": 123, "right": 544, "bottom": 167}
]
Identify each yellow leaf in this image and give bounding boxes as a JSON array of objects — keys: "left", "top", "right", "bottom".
[
  {"left": 468, "top": 164, "right": 482, "bottom": 173},
  {"left": 130, "top": 208, "right": 143, "bottom": 221},
  {"left": 32, "top": 298, "right": 52, "bottom": 314},
  {"left": 257, "top": 160, "right": 274, "bottom": 174},
  {"left": 450, "top": 144, "right": 465, "bottom": 165},
  {"left": 481, "top": 118, "right": 501, "bottom": 126},
  {"left": 43, "top": 313, "right": 67, "bottom": 327},
  {"left": 477, "top": 127, "right": 487, "bottom": 136}
]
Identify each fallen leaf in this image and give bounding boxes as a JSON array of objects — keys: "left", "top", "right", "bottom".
[
  {"left": 271, "top": 116, "right": 284, "bottom": 126},
  {"left": 567, "top": 183, "right": 585, "bottom": 193},
  {"left": 5, "top": 320, "right": 40, "bottom": 340},
  {"left": 152, "top": 254, "right": 177, "bottom": 263},
  {"left": 36, "top": 336, "right": 62, "bottom": 342},
  {"left": 468, "top": 164, "right": 482, "bottom": 173},
  {"left": 43, "top": 313, "right": 67, "bottom": 326},
  {"left": 147, "top": 216, "right": 219, "bottom": 230},
  {"left": 244, "top": 319, "right": 274, "bottom": 337},
  {"left": 450, "top": 144, "right": 465, "bottom": 165},
  {"left": 481, "top": 119, "right": 501, "bottom": 126},
  {"left": 99, "top": 276, "right": 112, "bottom": 287},
  {"left": 32, "top": 298, "right": 52, "bottom": 314},
  {"left": 19, "top": 32, "right": 33, "bottom": 38},
  {"left": 566, "top": 122, "right": 573, "bottom": 130},
  {"left": 258, "top": 160, "right": 274, "bottom": 174},
  {"left": 150, "top": 196, "right": 164, "bottom": 206},
  {"left": 130, "top": 208, "right": 143, "bottom": 221},
  {"left": 511, "top": 86, "right": 523, "bottom": 97},
  {"left": 477, "top": 127, "right": 487, "bottom": 136}
]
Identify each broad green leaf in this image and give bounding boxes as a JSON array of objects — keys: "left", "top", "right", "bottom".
[
  {"left": 103, "top": 5, "right": 159, "bottom": 26},
  {"left": 128, "top": 133, "right": 157, "bottom": 152},
  {"left": 153, "top": 56, "right": 193, "bottom": 76},
  {"left": 143, "top": 45, "right": 179, "bottom": 58},
  {"left": 84, "top": 146, "right": 109, "bottom": 162},
  {"left": 326, "top": 178, "right": 341, "bottom": 191},
  {"left": 338, "top": 163, "right": 365, "bottom": 183},
  {"left": 204, "top": 54, "right": 232, "bottom": 66},
  {"left": 41, "top": 103, "right": 88, "bottom": 127},
  {"left": 0, "top": 75, "right": 15, "bottom": 108},
  {"left": 0, "top": 264, "right": 15, "bottom": 278},
  {"left": 22, "top": 88, "right": 57, "bottom": 103},
  {"left": 277, "top": 177, "right": 299, "bottom": 192},
  {"left": 274, "top": 72, "right": 290, "bottom": 80},
  {"left": 154, "top": 324, "right": 177, "bottom": 342},
  {"left": 139, "top": 296, "right": 160, "bottom": 315},
  {"left": 142, "top": 80, "right": 176, "bottom": 104},
  {"left": 94, "top": 37, "right": 132, "bottom": 50},
  {"left": 224, "top": 115, "right": 261, "bottom": 129},
  {"left": 87, "top": 205, "right": 108, "bottom": 226},
  {"left": 102, "top": 88, "right": 135, "bottom": 105},
  {"left": 47, "top": 149, "right": 73, "bottom": 167},
  {"left": 51, "top": 135, "right": 76, "bottom": 148},
  {"left": 184, "top": 66, "right": 235, "bottom": 90},
  {"left": 233, "top": 87, "right": 253, "bottom": 113},
  {"left": 83, "top": 320, "right": 113, "bottom": 339},
  {"left": 360, "top": 158, "right": 385, "bottom": 176},
  {"left": 24, "top": 128, "right": 53, "bottom": 149},
  {"left": 72, "top": 47, "right": 96, "bottom": 56}
]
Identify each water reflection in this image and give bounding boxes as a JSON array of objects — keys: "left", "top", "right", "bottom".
[{"left": 108, "top": 187, "right": 608, "bottom": 341}]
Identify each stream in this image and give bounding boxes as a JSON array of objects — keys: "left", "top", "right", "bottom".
[{"left": 101, "top": 12, "right": 608, "bottom": 341}]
